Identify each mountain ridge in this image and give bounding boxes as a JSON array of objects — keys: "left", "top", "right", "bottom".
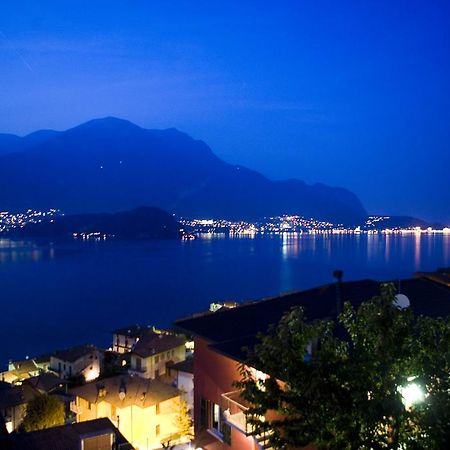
[{"left": 0, "top": 117, "right": 367, "bottom": 224}]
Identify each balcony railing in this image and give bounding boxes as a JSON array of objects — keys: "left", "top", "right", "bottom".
[{"left": 221, "top": 390, "right": 254, "bottom": 435}]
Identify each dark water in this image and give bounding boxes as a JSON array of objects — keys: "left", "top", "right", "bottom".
[{"left": 0, "top": 233, "right": 449, "bottom": 367}]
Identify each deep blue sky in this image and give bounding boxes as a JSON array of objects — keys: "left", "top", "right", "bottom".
[{"left": 1, "top": 1, "right": 449, "bottom": 222}]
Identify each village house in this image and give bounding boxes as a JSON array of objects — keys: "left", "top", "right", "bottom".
[
  {"left": 175, "top": 272, "right": 450, "bottom": 450},
  {"left": 129, "top": 332, "right": 186, "bottom": 379},
  {"left": 1, "top": 417, "right": 133, "bottom": 450},
  {"left": 50, "top": 344, "right": 103, "bottom": 382},
  {"left": 168, "top": 359, "right": 194, "bottom": 416},
  {"left": 0, "top": 381, "right": 37, "bottom": 433},
  {"left": 1, "top": 359, "right": 41, "bottom": 384},
  {"left": 70, "top": 374, "right": 182, "bottom": 450},
  {"left": 112, "top": 325, "right": 148, "bottom": 354}
]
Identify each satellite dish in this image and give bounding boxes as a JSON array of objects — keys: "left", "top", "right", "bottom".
[
  {"left": 394, "top": 294, "right": 410, "bottom": 310},
  {"left": 118, "top": 391, "right": 126, "bottom": 401}
]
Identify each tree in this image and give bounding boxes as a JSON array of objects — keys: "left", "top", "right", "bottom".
[
  {"left": 161, "top": 399, "right": 193, "bottom": 449},
  {"left": 21, "top": 393, "right": 65, "bottom": 432},
  {"left": 235, "top": 284, "right": 450, "bottom": 450}
]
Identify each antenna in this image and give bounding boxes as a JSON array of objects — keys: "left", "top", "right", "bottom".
[{"left": 333, "top": 270, "right": 343, "bottom": 314}]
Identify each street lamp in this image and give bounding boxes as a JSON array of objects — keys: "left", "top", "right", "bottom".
[{"left": 398, "top": 378, "right": 425, "bottom": 409}]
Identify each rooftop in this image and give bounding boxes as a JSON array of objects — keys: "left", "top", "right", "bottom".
[
  {"left": 132, "top": 333, "right": 186, "bottom": 358},
  {"left": 23, "top": 372, "right": 66, "bottom": 393},
  {"left": 6, "top": 418, "right": 133, "bottom": 450},
  {"left": 175, "top": 274, "right": 450, "bottom": 362},
  {"left": 0, "top": 382, "right": 36, "bottom": 409},
  {"left": 51, "top": 344, "right": 100, "bottom": 363},
  {"left": 70, "top": 374, "right": 180, "bottom": 408},
  {"left": 168, "top": 358, "right": 194, "bottom": 374}
]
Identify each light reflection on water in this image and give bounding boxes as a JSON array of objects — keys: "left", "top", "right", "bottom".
[
  {"left": 0, "top": 234, "right": 448, "bottom": 268},
  {"left": 0, "top": 239, "right": 54, "bottom": 263},
  {"left": 0, "top": 234, "right": 448, "bottom": 365},
  {"left": 229, "top": 233, "right": 450, "bottom": 270}
]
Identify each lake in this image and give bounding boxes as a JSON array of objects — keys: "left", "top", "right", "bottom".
[{"left": 0, "top": 233, "right": 449, "bottom": 367}]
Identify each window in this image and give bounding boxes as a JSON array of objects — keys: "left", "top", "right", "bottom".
[
  {"left": 200, "top": 398, "right": 209, "bottom": 429},
  {"left": 155, "top": 424, "right": 160, "bottom": 437},
  {"left": 136, "top": 357, "right": 142, "bottom": 371},
  {"left": 155, "top": 355, "right": 159, "bottom": 363},
  {"left": 155, "top": 403, "right": 160, "bottom": 415},
  {"left": 166, "top": 351, "right": 170, "bottom": 359},
  {"left": 171, "top": 349, "right": 175, "bottom": 357},
  {"left": 222, "top": 422, "right": 232, "bottom": 446},
  {"left": 212, "top": 403, "right": 221, "bottom": 432}
]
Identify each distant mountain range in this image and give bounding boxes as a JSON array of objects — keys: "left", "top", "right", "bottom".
[
  {"left": 0, "top": 117, "right": 368, "bottom": 224},
  {"left": 8, "top": 207, "right": 180, "bottom": 240}
]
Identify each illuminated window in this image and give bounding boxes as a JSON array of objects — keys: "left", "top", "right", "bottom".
[{"left": 156, "top": 403, "right": 160, "bottom": 415}]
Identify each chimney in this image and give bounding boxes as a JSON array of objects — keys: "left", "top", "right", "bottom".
[{"left": 333, "top": 270, "right": 343, "bottom": 315}]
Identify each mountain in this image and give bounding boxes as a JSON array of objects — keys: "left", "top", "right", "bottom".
[
  {"left": 367, "top": 216, "right": 445, "bottom": 230},
  {"left": 0, "top": 130, "right": 58, "bottom": 155},
  {"left": 8, "top": 207, "right": 180, "bottom": 240},
  {"left": 0, "top": 117, "right": 367, "bottom": 224}
]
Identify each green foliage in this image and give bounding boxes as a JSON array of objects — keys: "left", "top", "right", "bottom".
[
  {"left": 161, "top": 399, "right": 193, "bottom": 449},
  {"left": 21, "top": 393, "right": 65, "bottom": 432},
  {"left": 174, "top": 399, "right": 193, "bottom": 437},
  {"left": 235, "top": 284, "right": 450, "bottom": 450}
]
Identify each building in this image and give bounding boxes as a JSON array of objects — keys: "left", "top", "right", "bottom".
[
  {"left": 0, "top": 381, "right": 37, "bottom": 433},
  {"left": 175, "top": 274, "right": 450, "bottom": 450},
  {"left": 168, "top": 359, "right": 194, "bottom": 416},
  {"left": 1, "top": 359, "right": 41, "bottom": 384},
  {"left": 50, "top": 344, "right": 103, "bottom": 381},
  {"left": 3, "top": 417, "right": 133, "bottom": 450},
  {"left": 129, "top": 332, "right": 186, "bottom": 379},
  {"left": 70, "top": 374, "right": 182, "bottom": 450},
  {"left": 113, "top": 325, "right": 148, "bottom": 354},
  {"left": 22, "top": 372, "right": 66, "bottom": 394}
]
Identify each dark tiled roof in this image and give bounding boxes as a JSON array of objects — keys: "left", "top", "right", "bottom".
[
  {"left": 70, "top": 375, "right": 180, "bottom": 408},
  {"left": 175, "top": 277, "right": 450, "bottom": 362},
  {"left": 23, "top": 373, "right": 66, "bottom": 393},
  {"left": 0, "top": 383, "right": 36, "bottom": 409},
  {"left": 416, "top": 267, "right": 450, "bottom": 287},
  {"left": 9, "top": 418, "right": 133, "bottom": 450},
  {"left": 51, "top": 344, "right": 99, "bottom": 363},
  {"left": 169, "top": 358, "right": 194, "bottom": 374},
  {"left": 132, "top": 333, "right": 185, "bottom": 358}
]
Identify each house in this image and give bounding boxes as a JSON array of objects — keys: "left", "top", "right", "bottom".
[
  {"left": 129, "top": 332, "right": 186, "bottom": 379},
  {"left": 112, "top": 325, "right": 148, "bottom": 354},
  {"left": 70, "top": 374, "right": 182, "bottom": 450},
  {"left": 1, "top": 359, "right": 41, "bottom": 384},
  {"left": 0, "top": 381, "right": 37, "bottom": 433},
  {"left": 168, "top": 359, "right": 194, "bottom": 416},
  {"left": 22, "top": 372, "right": 66, "bottom": 394},
  {"left": 4, "top": 417, "right": 133, "bottom": 450},
  {"left": 50, "top": 344, "right": 103, "bottom": 381},
  {"left": 174, "top": 273, "right": 450, "bottom": 450}
]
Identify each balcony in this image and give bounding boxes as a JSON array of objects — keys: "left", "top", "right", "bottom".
[{"left": 221, "top": 390, "right": 253, "bottom": 435}]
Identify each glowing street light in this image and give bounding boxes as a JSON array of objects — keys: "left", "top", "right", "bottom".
[{"left": 398, "top": 378, "right": 425, "bottom": 409}]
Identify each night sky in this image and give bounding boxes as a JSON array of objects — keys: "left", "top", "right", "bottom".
[{"left": 1, "top": 1, "right": 449, "bottom": 222}]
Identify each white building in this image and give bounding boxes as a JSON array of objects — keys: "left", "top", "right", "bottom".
[
  {"left": 50, "top": 344, "right": 103, "bottom": 382},
  {"left": 129, "top": 332, "right": 186, "bottom": 379}
]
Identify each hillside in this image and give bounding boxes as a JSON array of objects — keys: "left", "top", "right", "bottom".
[
  {"left": 8, "top": 207, "right": 180, "bottom": 240},
  {"left": 0, "top": 117, "right": 367, "bottom": 224}
]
